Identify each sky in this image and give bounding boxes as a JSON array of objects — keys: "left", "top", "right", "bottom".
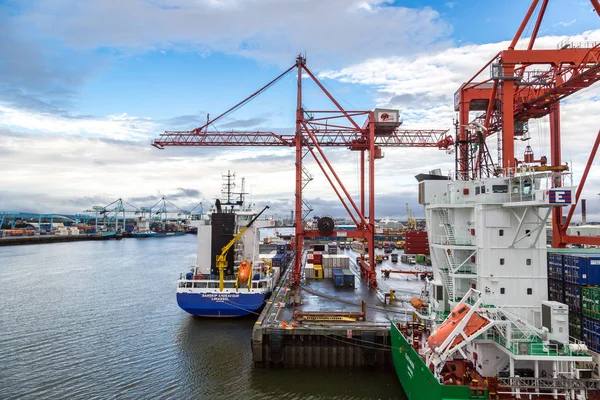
[{"left": 0, "top": 0, "right": 599, "bottom": 221}]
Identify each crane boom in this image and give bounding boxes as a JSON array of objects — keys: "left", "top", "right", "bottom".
[
  {"left": 216, "top": 205, "right": 270, "bottom": 291},
  {"left": 152, "top": 129, "right": 448, "bottom": 149}
]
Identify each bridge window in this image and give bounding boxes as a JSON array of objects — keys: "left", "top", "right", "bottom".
[
  {"left": 500, "top": 258, "right": 505, "bottom": 265},
  {"left": 526, "top": 259, "right": 531, "bottom": 266},
  {"left": 499, "top": 229, "right": 504, "bottom": 236},
  {"left": 526, "top": 229, "right": 531, "bottom": 236},
  {"left": 500, "top": 288, "right": 505, "bottom": 295},
  {"left": 492, "top": 185, "right": 508, "bottom": 193},
  {"left": 527, "top": 288, "right": 533, "bottom": 295}
]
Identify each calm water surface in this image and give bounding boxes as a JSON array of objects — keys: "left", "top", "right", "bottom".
[{"left": 0, "top": 236, "right": 404, "bottom": 399}]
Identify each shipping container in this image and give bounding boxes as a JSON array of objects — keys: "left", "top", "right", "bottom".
[
  {"left": 547, "top": 252, "right": 564, "bottom": 280},
  {"left": 332, "top": 268, "right": 344, "bottom": 287},
  {"left": 582, "top": 286, "right": 600, "bottom": 321},
  {"left": 314, "top": 265, "right": 323, "bottom": 279},
  {"left": 583, "top": 317, "right": 600, "bottom": 353},
  {"left": 563, "top": 254, "right": 600, "bottom": 286},
  {"left": 548, "top": 278, "right": 565, "bottom": 303},
  {"left": 304, "top": 264, "right": 314, "bottom": 279},
  {"left": 564, "top": 282, "right": 582, "bottom": 314},
  {"left": 313, "top": 251, "right": 323, "bottom": 264},
  {"left": 569, "top": 312, "right": 583, "bottom": 340},
  {"left": 276, "top": 241, "right": 288, "bottom": 254},
  {"left": 342, "top": 269, "right": 355, "bottom": 288}
]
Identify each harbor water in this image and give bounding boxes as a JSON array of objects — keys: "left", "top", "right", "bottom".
[{"left": 0, "top": 235, "right": 404, "bottom": 399}]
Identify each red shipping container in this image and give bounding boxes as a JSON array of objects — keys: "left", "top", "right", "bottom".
[{"left": 313, "top": 252, "right": 323, "bottom": 263}]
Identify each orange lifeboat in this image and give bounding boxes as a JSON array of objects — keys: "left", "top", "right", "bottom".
[
  {"left": 427, "top": 303, "right": 489, "bottom": 350},
  {"left": 409, "top": 297, "right": 424, "bottom": 309},
  {"left": 238, "top": 260, "right": 251, "bottom": 284}
]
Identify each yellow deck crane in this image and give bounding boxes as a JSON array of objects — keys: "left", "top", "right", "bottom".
[{"left": 216, "top": 205, "right": 270, "bottom": 291}]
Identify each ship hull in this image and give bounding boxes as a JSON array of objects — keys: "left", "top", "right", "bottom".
[
  {"left": 390, "top": 322, "right": 472, "bottom": 400},
  {"left": 176, "top": 291, "right": 267, "bottom": 317}
]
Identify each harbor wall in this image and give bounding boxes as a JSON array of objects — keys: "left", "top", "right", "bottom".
[{"left": 252, "top": 327, "right": 392, "bottom": 368}]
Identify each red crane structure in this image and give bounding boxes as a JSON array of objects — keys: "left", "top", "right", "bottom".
[
  {"left": 454, "top": 0, "right": 600, "bottom": 248},
  {"left": 153, "top": 56, "right": 448, "bottom": 289}
]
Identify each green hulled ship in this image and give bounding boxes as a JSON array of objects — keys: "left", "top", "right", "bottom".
[
  {"left": 391, "top": 321, "right": 477, "bottom": 400},
  {"left": 390, "top": 169, "right": 600, "bottom": 399}
]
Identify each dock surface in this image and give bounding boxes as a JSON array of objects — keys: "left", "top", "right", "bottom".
[{"left": 252, "top": 248, "right": 430, "bottom": 368}]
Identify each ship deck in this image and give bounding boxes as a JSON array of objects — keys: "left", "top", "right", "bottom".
[{"left": 252, "top": 247, "right": 431, "bottom": 368}]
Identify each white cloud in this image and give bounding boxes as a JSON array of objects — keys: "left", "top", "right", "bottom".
[
  {"left": 555, "top": 19, "right": 577, "bottom": 27},
  {"left": 2, "top": 26, "right": 600, "bottom": 220},
  {"left": 21, "top": 0, "right": 452, "bottom": 66},
  {"left": 0, "top": 105, "right": 156, "bottom": 140},
  {"left": 317, "top": 29, "right": 600, "bottom": 218}
]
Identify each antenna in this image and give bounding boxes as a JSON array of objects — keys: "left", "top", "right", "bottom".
[{"left": 221, "top": 170, "right": 236, "bottom": 208}]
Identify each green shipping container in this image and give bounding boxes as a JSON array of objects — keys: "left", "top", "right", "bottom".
[
  {"left": 416, "top": 254, "right": 425, "bottom": 263},
  {"left": 569, "top": 311, "right": 582, "bottom": 340},
  {"left": 548, "top": 248, "right": 600, "bottom": 254},
  {"left": 582, "top": 287, "right": 600, "bottom": 321}
]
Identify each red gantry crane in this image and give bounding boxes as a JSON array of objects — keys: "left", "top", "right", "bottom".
[
  {"left": 454, "top": 0, "right": 600, "bottom": 248},
  {"left": 153, "top": 55, "right": 448, "bottom": 289}
]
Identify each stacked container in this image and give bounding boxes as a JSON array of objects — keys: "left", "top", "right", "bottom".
[
  {"left": 332, "top": 268, "right": 344, "bottom": 287},
  {"left": 404, "top": 231, "right": 429, "bottom": 255},
  {"left": 547, "top": 249, "right": 600, "bottom": 345},
  {"left": 583, "top": 287, "right": 600, "bottom": 320},
  {"left": 342, "top": 269, "right": 355, "bottom": 288},
  {"left": 326, "top": 242, "right": 338, "bottom": 255},
  {"left": 305, "top": 263, "right": 314, "bottom": 279},
  {"left": 314, "top": 264, "right": 323, "bottom": 279},
  {"left": 322, "top": 254, "right": 350, "bottom": 279}
]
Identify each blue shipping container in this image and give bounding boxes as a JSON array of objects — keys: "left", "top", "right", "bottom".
[
  {"left": 547, "top": 253, "right": 564, "bottom": 280},
  {"left": 564, "top": 254, "right": 600, "bottom": 286},
  {"left": 548, "top": 278, "right": 564, "bottom": 303},
  {"left": 564, "top": 282, "right": 581, "bottom": 314},
  {"left": 583, "top": 317, "right": 600, "bottom": 353},
  {"left": 332, "top": 269, "right": 344, "bottom": 287},
  {"left": 342, "top": 269, "right": 355, "bottom": 288}
]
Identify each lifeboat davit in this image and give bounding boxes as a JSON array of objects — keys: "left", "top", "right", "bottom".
[
  {"left": 427, "top": 303, "right": 490, "bottom": 350},
  {"left": 238, "top": 260, "right": 251, "bottom": 284}
]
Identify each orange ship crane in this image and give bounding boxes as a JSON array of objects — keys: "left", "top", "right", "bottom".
[
  {"left": 455, "top": 0, "right": 600, "bottom": 248},
  {"left": 152, "top": 55, "right": 448, "bottom": 289}
]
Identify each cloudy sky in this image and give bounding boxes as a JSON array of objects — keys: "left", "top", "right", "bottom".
[{"left": 1, "top": 0, "right": 599, "bottom": 221}]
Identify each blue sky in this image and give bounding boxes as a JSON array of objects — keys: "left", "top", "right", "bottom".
[{"left": 1, "top": 0, "right": 599, "bottom": 219}]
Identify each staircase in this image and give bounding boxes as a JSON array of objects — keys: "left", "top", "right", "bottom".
[
  {"left": 495, "top": 355, "right": 511, "bottom": 376},
  {"left": 438, "top": 267, "right": 455, "bottom": 302},
  {"left": 443, "top": 248, "right": 458, "bottom": 274},
  {"left": 436, "top": 208, "right": 456, "bottom": 245}
]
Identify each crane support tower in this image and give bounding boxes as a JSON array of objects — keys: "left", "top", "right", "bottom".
[{"left": 454, "top": 0, "right": 600, "bottom": 248}]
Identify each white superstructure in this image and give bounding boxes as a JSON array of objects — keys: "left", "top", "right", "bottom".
[{"left": 417, "top": 168, "right": 598, "bottom": 395}]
